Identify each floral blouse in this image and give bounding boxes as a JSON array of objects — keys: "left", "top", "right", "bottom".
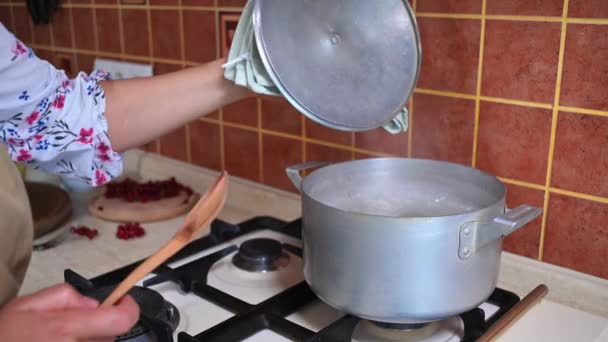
[{"left": 0, "top": 23, "right": 121, "bottom": 186}]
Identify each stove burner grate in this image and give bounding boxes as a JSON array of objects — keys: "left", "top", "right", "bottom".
[{"left": 232, "top": 238, "right": 289, "bottom": 272}]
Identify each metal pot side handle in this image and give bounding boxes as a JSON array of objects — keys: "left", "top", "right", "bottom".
[
  {"left": 285, "top": 161, "right": 330, "bottom": 190},
  {"left": 458, "top": 205, "right": 543, "bottom": 260}
]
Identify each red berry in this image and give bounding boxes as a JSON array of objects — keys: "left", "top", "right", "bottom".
[{"left": 70, "top": 225, "right": 99, "bottom": 240}]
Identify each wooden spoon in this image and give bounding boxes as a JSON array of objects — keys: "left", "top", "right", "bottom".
[{"left": 100, "top": 172, "right": 229, "bottom": 307}]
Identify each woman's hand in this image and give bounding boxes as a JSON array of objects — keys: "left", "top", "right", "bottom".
[{"left": 0, "top": 283, "right": 139, "bottom": 342}]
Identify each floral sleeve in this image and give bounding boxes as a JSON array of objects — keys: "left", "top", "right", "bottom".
[{"left": 0, "top": 23, "right": 122, "bottom": 186}]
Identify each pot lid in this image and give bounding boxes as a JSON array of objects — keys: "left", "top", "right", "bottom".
[{"left": 253, "top": 0, "right": 421, "bottom": 132}]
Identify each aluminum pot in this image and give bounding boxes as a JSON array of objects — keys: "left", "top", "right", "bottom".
[{"left": 286, "top": 158, "right": 542, "bottom": 324}]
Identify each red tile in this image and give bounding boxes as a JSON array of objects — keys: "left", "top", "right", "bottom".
[
  {"left": 417, "top": 18, "right": 481, "bottom": 94},
  {"left": 154, "top": 62, "right": 181, "bottom": 75},
  {"left": 0, "top": 6, "right": 13, "bottom": 32},
  {"left": 190, "top": 121, "right": 221, "bottom": 171},
  {"left": 412, "top": 94, "right": 475, "bottom": 165},
  {"left": 224, "top": 126, "right": 260, "bottom": 181},
  {"left": 502, "top": 184, "right": 544, "bottom": 259},
  {"left": 305, "top": 119, "right": 352, "bottom": 146},
  {"left": 13, "top": 7, "right": 32, "bottom": 43},
  {"left": 95, "top": 9, "right": 121, "bottom": 53},
  {"left": 182, "top": 0, "right": 213, "bottom": 5},
  {"left": 51, "top": 7, "right": 72, "bottom": 48},
  {"left": 560, "top": 24, "right": 608, "bottom": 111},
  {"left": 159, "top": 126, "right": 188, "bottom": 162},
  {"left": 262, "top": 135, "right": 302, "bottom": 192},
  {"left": 305, "top": 143, "right": 352, "bottom": 164},
  {"left": 36, "top": 49, "right": 53, "bottom": 63},
  {"left": 569, "top": 0, "right": 608, "bottom": 18},
  {"left": 487, "top": 0, "right": 563, "bottom": 16},
  {"left": 219, "top": 11, "right": 240, "bottom": 58},
  {"left": 477, "top": 102, "right": 551, "bottom": 184},
  {"left": 150, "top": 0, "right": 179, "bottom": 4},
  {"left": 72, "top": 8, "right": 95, "bottom": 50},
  {"left": 77, "top": 54, "right": 96, "bottom": 73},
  {"left": 261, "top": 99, "right": 302, "bottom": 136},
  {"left": 183, "top": 10, "right": 216, "bottom": 63},
  {"left": 150, "top": 9, "right": 181, "bottom": 60},
  {"left": 354, "top": 128, "right": 407, "bottom": 156},
  {"left": 122, "top": 9, "right": 149, "bottom": 56},
  {"left": 482, "top": 20, "right": 561, "bottom": 103},
  {"left": 95, "top": 0, "right": 116, "bottom": 3},
  {"left": 140, "top": 140, "right": 158, "bottom": 153},
  {"left": 32, "top": 23, "right": 51, "bottom": 46},
  {"left": 217, "top": 0, "right": 246, "bottom": 7},
  {"left": 544, "top": 194, "right": 608, "bottom": 279},
  {"left": 354, "top": 152, "right": 376, "bottom": 160},
  {"left": 223, "top": 98, "right": 258, "bottom": 127},
  {"left": 416, "top": 0, "right": 482, "bottom": 13},
  {"left": 551, "top": 112, "right": 608, "bottom": 198}
]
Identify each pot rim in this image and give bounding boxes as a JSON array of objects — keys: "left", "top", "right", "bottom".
[{"left": 300, "top": 157, "right": 507, "bottom": 219}]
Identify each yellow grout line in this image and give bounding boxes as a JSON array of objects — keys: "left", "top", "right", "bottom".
[
  {"left": 550, "top": 188, "right": 608, "bottom": 205},
  {"left": 414, "top": 88, "right": 477, "bottom": 100},
  {"left": 498, "top": 177, "right": 547, "bottom": 191},
  {"left": 557, "top": 105, "right": 608, "bottom": 117},
  {"left": 416, "top": 12, "right": 482, "bottom": 20},
  {"left": 539, "top": 0, "right": 570, "bottom": 262},
  {"left": 567, "top": 17, "right": 608, "bottom": 25},
  {"left": 486, "top": 14, "right": 563, "bottom": 22},
  {"left": 471, "top": 0, "right": 487, "bottom": 168},
  {"left": 479, "top": 96, "right": 554, "bottom": 110}
]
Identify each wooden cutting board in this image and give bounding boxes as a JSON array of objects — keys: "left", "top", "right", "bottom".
[
  {"left": 88, "top": 190, "right": 198, "bottom": 223},
  {"left": 25, "top": 182, "right": 72, "bottom": 239}
]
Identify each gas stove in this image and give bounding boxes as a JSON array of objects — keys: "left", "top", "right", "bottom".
[{"left": 64, "top": 217, "right": 521, "bottom": 341}]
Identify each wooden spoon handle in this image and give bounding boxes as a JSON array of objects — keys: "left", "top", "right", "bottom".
[{"left": 100, "top": 238, "right": 187, "bottom": 307}]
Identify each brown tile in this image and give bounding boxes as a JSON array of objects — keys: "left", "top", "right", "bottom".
[
  {"left": 417, "top": 18, "right": 481, "bottom": 94},
  {"left": 95, "top": 9, "right": 121, "bottom": 53},
  {"left": 154, "top": 62, "right": 181, "bottom": 75},
  {"left": 502, "top": 184, "right": 544, "bottom": 259},
  {"left": 223, "top": 98, "right": 258, "bottom": 127},
  {"left": 306, "top": 143, "right": 352, "bottom": 164},
  {"left": 183, "top": 9, "right": 216, "bottom": 63},
  {"left": 0, "top": 6, "right": 13, "bottom": 31},
  {"left": 217, "top": 0, "right": 246, "bottom": 7},
  {"left": 219, "top": 11, "right": 240, "bottom": 58},
  {"left": 122, "top": 9, "right": 149, "bottom": 56},
  {"left": 182, "top": 0, "right": 213, "bottom": 5},
  {"left": 32, "top": 23, "right": 51, "bottom": 46},
  {"left": 477, "top": 102, "right": 551, "bottom": 184},
  {"left": 482, "top": 20, "right": 561, "bottom": 103},
  {"left": 159, "top": 126, "right": 188, "bottom": 162},
  {"left": 306, "top": 119, "right": 352, "bottom": 146},
  {"left": 36, "top": 49, "right": 53, "bottom": 63},
  {"left": 140, "top": 140, "right": 157, "bottom": 153},
  {"left": 13, "top": 6, "right": 32, "bottom": 43},
  {"left": 551, "top": 112, "right": 608, "bottom": 198},
  {"left": 51, "top": 7, "right": 72, "bottom": 48},
  {"left": 355, "top": 128, "right": 407, "bottom": 156},
  {"left": 224, "top": 126, "right": 260, "bottom": 181},
  {"left": 261, "top": 99, "right": 302, "bottom": 136},
  {"left": 416, "top": 0, "right": 482, "bottom": 13},
  {"left": 412, "top": 94, "right": 475, "bottom": 165},
  {"left": 95, "top": 0, "right": 117, "bottom": 4},
  {"left": 190, "top": 121, "right": 221, "bottom": 171},
  {"left": 354, "top": 152, "right": 376, "bottom": 160},
  {"left": 77, "top": 54, "right": 96, "bottom": 73},
  {"left": 150, "top": 0, "right": 179, "bottom": 5},
  {"left": 487, "top": 0, "right": 563, "bottom": 16},
  {"left": 72, "top": 8, "right": 95, "bottom": 50},
  {"left": 71, "top": 0, "right": 92, "bottom": 3},
  {"left": 150, "top": 9, "right": 181, "bottom": 60},
  {"left": 262, "top": 135, "right": 302, "bottom": 192},
  {"left": 569, "top": 0, "right": 608, "bottom": 18},
  {"left": 544, "top": 194, "right": 608, "bottom": 279},
  {"left": 560, "top": 24, "right": 608, "bottom": 111}
]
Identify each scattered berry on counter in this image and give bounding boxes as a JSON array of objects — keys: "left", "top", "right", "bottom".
[
  {"left": 104, "top": 177, "right": 194, "bottom": 203},
  {"left": 97, "top": 206, "right": 104, "bottom": 211},
  {"left": 116, "top": 222, "right": 146, "bottom": 240},
  {"left": 70, "top": 225, "right": 99, "bottom": 240}
]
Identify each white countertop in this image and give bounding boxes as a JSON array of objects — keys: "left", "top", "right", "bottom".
[{"left": 21, "top": 150, "right": 608, "bottom": 341}]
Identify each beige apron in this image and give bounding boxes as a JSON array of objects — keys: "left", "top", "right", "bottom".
[{"left": 0, "top": 148, "right": 33, "bottom": 306}]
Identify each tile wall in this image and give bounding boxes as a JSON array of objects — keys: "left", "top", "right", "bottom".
[{"left": 0, "top": 0, "right": 606, "bottom": 279}]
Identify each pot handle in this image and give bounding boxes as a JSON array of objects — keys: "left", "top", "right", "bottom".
[
  {"left": 286, "top": 161, "right": 330, "bottom": 190},
  {"left": 458, "top": 205, "right": 542, "bottom": 259}
]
